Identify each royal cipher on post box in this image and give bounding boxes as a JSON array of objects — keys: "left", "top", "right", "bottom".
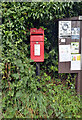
[{"left": 30, "top": 28, "right": 44, "bottom": 62}]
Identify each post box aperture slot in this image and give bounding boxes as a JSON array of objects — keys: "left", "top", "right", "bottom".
[{"left": 31, "top": 34, "right": 43, "bottom": 35}]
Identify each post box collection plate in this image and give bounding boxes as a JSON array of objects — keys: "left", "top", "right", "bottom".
[{"left": 34, "top": 44, "right": 40, "bottom": 56}]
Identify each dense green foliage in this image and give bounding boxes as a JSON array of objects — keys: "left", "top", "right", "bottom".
[{"left": 1, "top": 2, "right": 82, "bottom": 118}]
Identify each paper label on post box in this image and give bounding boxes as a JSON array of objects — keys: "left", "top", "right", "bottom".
[{"left": 34, "top": 44, "right": 40, "bottom": 56}]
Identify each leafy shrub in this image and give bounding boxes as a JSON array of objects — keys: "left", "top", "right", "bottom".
[{"left": 2, "top": 73, "right": 81, "bottom": 118}]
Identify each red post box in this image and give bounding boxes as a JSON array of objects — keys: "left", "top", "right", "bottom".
[{"left": 30, "top": 28, "right": 44, "bottom": 62}]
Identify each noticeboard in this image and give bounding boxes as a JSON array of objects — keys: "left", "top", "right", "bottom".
[
  {"left": 58, "top": 17, "right": 82, "bottom": 73},
  {"left": 58, "top": 16, "right": 82, "bottom": 95}
]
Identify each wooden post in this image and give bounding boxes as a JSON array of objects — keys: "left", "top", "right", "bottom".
[
  {"left": 75, "top": 73, "right": 78, "bottom": 90},
  {"left": 80, "top": 71, "right": 82, "bottom": 95},
  {"left": 80, "top": 20, "right": 82, "bottom": 95},
  {"left": 77, "top": 19, "right": 82, "bottom": 95},
  {"left": 77, "top": 72, "right": 81, "bottom": 95}
]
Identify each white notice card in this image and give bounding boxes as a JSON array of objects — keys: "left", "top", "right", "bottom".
[
  {"left": 71, "top": 54, "right": 81, "bottom": 70},
  {"left": 59, "top": 21, "right": 71, "bottom": 38},
  {"left": 34, "top": 44, "right": 40, "bottom": 56},
  {"left": 59, "top": 45, "right": 71, "bottom": 62},
  {"left": 71, "top": 42, "right": 79, "bottom": 54}
]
